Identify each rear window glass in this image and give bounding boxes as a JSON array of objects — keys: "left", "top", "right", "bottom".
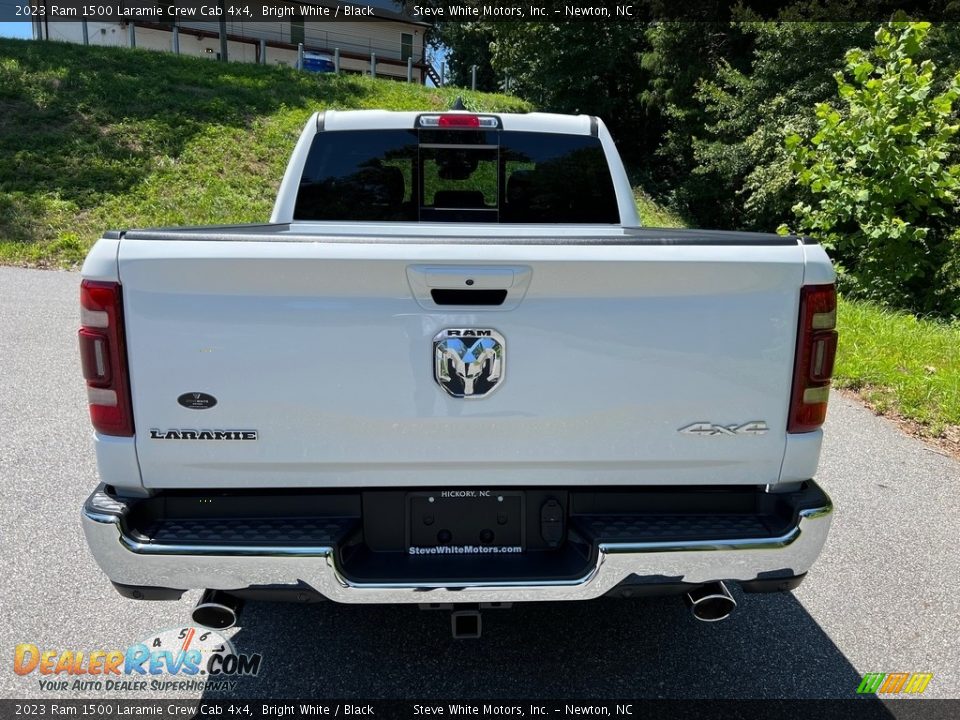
[{"left": 294, "top": 129, "right": 620, "bottom": 223}]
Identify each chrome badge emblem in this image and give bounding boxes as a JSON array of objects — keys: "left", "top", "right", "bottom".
[
  {"left": 433, "top": 329, "right": 505, "bottom": 398},
  {"left": 678, "top": 421, "right": 769, "bottom": 437}
]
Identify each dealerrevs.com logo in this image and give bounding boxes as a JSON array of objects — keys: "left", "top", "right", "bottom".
[
  {"left": 14, "top": 627, "right": 262, "bottom": 693},
  {"left": 857, "top": 673, "right": 934, "bottom": 695}
]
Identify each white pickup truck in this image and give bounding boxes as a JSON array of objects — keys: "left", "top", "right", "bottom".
[{"left": 79, "top": 109, "right": 837, "bottom": 636}]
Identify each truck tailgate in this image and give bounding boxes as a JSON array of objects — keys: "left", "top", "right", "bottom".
[{"left": 117, "top": 237, "right": 804, "bottom": 489}]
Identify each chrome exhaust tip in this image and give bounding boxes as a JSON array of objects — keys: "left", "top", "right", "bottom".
[
  {"left": 685, "top": 581, "right": 736, "bottom": 622},
  {"left": 192, "top": 590, "right": 243, "bottom": 630}
]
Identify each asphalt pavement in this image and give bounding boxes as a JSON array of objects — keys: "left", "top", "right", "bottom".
[{"left": 0, "top": 266, "right": 957, "bottom": 700}]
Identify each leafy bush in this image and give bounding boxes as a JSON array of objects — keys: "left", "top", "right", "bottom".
[
  {"left": 787, "top": 22, "right": 960, "bottom": 316},
  {"left": 653, "top": 19, "right": 872, "bottom": 231}
]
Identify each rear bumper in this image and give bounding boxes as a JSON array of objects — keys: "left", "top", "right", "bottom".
[{"left": 81, "top": 482, "right": 833, "bottom": 604}]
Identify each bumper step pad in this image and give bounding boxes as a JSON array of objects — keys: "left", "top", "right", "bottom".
[
  {"left": 576, "top": 513, "right": 775, "bottom": 543},
  {"left": 139, "top": 516, "right": 358, "bottom": 547}
]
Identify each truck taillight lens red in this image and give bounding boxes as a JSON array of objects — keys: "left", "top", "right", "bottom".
[
  {"left": 788, "top": 284, "right": 838, "bottom": 433},
  {"left": 79, "top": 280, "right": 134, "bottom": 436}
]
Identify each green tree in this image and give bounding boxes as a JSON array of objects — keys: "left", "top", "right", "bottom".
[
  {"left": 640, "top": 22, "right": 735, "bottom": 196},
  {"left": 436, "top": 22, "right": 656, "bottom": 163},
  {"left": 687, "top": 18, "right": 873, "bottom": 230},
  {"left": 431, "top": 22, "right": 500, "bottom": 92},
  {"left": 788, "top": 21, "right": 960, "bottom": 316},
  {"left": 487, "top": 23, "right": 654, "bottom": 161}
]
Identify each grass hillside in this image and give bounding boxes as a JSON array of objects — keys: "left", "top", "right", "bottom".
[
  {"left": 831, "top": 300, "right": 959, "bottom": 438},
  {"left": 0, "top": 38, "right": 529, "bottom": 266}
]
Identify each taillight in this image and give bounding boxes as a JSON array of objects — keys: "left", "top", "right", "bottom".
[
  {"left": 79, "top": 280, "right": 134, "bottom": 436},
  {"left": 788, "top": 284, "right": 838, "bottom": 433}
]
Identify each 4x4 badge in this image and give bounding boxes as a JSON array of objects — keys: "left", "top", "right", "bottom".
[{"left": 678, "top": 421, "right": 769, "bottom": 436}]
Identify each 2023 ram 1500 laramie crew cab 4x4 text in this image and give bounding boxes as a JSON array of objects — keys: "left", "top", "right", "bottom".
[{"left": 78, "top": 109, "right": 836, "bottom": 635}]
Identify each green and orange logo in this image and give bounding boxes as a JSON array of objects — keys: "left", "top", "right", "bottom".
[{"left": 857, "top": 673, "right": 933, "bottom": 695}]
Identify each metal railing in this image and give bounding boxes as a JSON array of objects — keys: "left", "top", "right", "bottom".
[{"left": 62, "top": 19, "right": 443, "bottom": 83}]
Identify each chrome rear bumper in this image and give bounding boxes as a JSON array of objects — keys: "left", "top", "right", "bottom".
[{"left": 81, "top": 484, "right": 833, "bottom": 604}]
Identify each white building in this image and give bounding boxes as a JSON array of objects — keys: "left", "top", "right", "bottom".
[{"left": 32, "top": 1, "right": 433, "bottom": 83}]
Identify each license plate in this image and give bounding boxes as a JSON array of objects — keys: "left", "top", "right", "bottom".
[{"left": 407, "top": 491, "right": 525, "bottom": 555}]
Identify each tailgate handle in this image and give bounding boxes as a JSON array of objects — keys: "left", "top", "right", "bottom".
[
  {"left": 430, "top": 289, "right": 507, "bottom": 306},
  {"left": 406, "top": 264, "right": 532, "bottom": 311}
]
